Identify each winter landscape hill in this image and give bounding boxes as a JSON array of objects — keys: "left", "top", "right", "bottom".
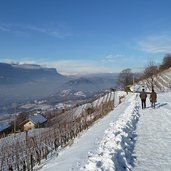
[
  {"left": 0, "top": 68, "right": 171, "bottom": 171},
  {"left": 37, "top": 67, "right": 171, "bottom": 171}
]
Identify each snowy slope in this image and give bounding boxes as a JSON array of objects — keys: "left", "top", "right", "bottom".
[
  {"left": 38, "top": 92, "right": 139, "bottom": 171},
  {"left": 38, "top": 89, "right": 171, "bottom": 171},
  {"left": 30, "top": 68, "right": 171, "bottom": 170},
  {"left": 137, "top": 67, "right": 171, "bottom": 92},
  {"left": 81, "top": 94, "right": 139, "bottom": 171}
]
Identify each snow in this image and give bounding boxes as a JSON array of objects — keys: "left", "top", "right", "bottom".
[
  {"left": 12, "top": 63, "right": 42, "bottom": 69},
  {"left": 82, "top": 94, "right": 139, "bottom": 171},
  {"left": 20, "top": 103, "right": 52, "bottom": 111},
  {"left": 38, "top": 87, "right": 171, "bottom": 171},
  {"left": 1, "top": 68, "right": 171, "bottom": 171},
  {"left": 0, "top": 122, "right": 10, "bottom": 132},
  {"left": 74, "top": 91, "right": 86, "bottom": 97},
  {"left": 20, "top": 103, "right": 37, "bottom": 109},
  {"left": 133, "top": 92, "right": 171, "bottom": 171},
  {"left": 39, "top": 92, "right": 128, "bottom": 171},
  {"left": 71, "top": 91, "right": 125, "bottom": 119},
  {"left": 0, "top": 128, "right": 48, "bottom": 148},
  {"left": 29, "top": 113, "right": 47, "bottom": 124}
]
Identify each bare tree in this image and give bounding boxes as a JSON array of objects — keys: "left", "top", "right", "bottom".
[
  {"left": 143, "top": 61, "right": 159, "bottom": 90},
  {"left": 117, "top": 68, "right": 133, "bottom": 89},
  {"left": 159, "top": 53, "right": 171, "bottom": 70}
]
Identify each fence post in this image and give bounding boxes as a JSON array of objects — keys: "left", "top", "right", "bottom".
[
  {"left": 25, "top": 130, "right": 30, "bottom": 171},
  {"left": 30, "top": 154, "right": 33, "bottom": 171}
]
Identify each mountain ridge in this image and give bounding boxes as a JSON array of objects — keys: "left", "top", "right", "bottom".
[
  {"left": 0, "top": 62, "right": 63, "bottom": 84},
  {"left": 0, "top": 62, "right": 118, "bottom": 115}
]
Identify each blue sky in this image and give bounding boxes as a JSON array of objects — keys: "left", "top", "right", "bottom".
[{"left": 0, "top": 0, "right": 171, "bottom": 75}]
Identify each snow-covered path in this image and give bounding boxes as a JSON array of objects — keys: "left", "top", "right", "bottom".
[
  {"left": 39, "top": 92, "right": 130, "bottom": 171},
  {"left": 82, "top": 94, "right": 140, "bottom": 171},
  {"left": 133, "top": 92, "right": 171, "bottom": 171}
]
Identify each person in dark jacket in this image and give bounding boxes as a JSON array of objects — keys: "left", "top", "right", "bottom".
[
  {"left": 150, "top": 89, "right": 157, "bottom": 108},
  {"left": 140, "top": 89, "right": 147, "bottom": 109}
]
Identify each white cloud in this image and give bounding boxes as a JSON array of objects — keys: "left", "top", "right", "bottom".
[
  {"left": 1, "top": 58, "right": 42, "bottom": 66},
  {"left": 0, "top": 25, "right": 10, "bottom": 32},
  {"left": 139, "top": 33, "right": 171, "bottom": 53},
  {"left": 42, "top": 60, "right": 116, "bottom": 75},
  {"left": 0, "top": 22, "right": 71, "bottom": 39},
  {"left": 101, "top": 54, "right": 124, "bottom": 62},
  {"left": 45, "top": 59, "right": 144, "bottom": 75},
  {"left": 24, "top": 25, "right": 46, "bottom": 33},
  {"left": 49, "top": 31, "right": 71, "bottom": 39}
]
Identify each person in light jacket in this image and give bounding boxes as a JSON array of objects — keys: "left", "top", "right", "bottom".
[
  {"left": 150, "top": 89, "right": 157, "bottom": 108},
  {"left": 140, "top": 89, "right": 147, "bottom": 109}
]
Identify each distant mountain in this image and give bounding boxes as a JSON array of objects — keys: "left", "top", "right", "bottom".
[
  {"left": 36, "top": 74, "right": 118, "bottom": 107},
  {"left": 63, "top": 74, "right": 118, "bottom": 92},
  {"left": 0, "top": 63, "right": 69, "bottom": 110},
  {"left": 0, "top": 63, "right": 63, "bottom": 84},
  {"left": 0, "top": 63, "right": 118, "bottom": 115}
]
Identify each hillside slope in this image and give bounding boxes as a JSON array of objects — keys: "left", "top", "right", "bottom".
[
  {"left": 38, "top": 68, "right": 171, "bottom": 171},
  {"left": 137, "top": 67, "right": 171, "bottom": 92}
]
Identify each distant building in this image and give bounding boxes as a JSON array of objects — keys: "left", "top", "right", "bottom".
[
  {"left": 20, "top": 113, "right": 47, "bottom": 131},
  {"left": 0, "top": 122, "right": 11, "bottom": 136}
]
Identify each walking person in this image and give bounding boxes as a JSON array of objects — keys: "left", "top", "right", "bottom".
[
  {"left": 140, "top": 89, "right": 147, "bottom": 109},
  {"left": 150, "top": 89, "right": 157, "bottom": 108}
]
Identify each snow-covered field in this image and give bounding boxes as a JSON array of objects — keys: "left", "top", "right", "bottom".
[{"left": 38, "top": 89, "right": 171, "bottom": 171}]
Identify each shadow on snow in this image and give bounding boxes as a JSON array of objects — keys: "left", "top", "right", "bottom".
[{"left": 112, "top": 105, "right": 140, "bottom": 171}]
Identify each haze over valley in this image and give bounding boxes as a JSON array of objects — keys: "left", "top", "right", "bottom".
[{"left": 0, "top": 62, "right": 118, "bottom": 116}]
